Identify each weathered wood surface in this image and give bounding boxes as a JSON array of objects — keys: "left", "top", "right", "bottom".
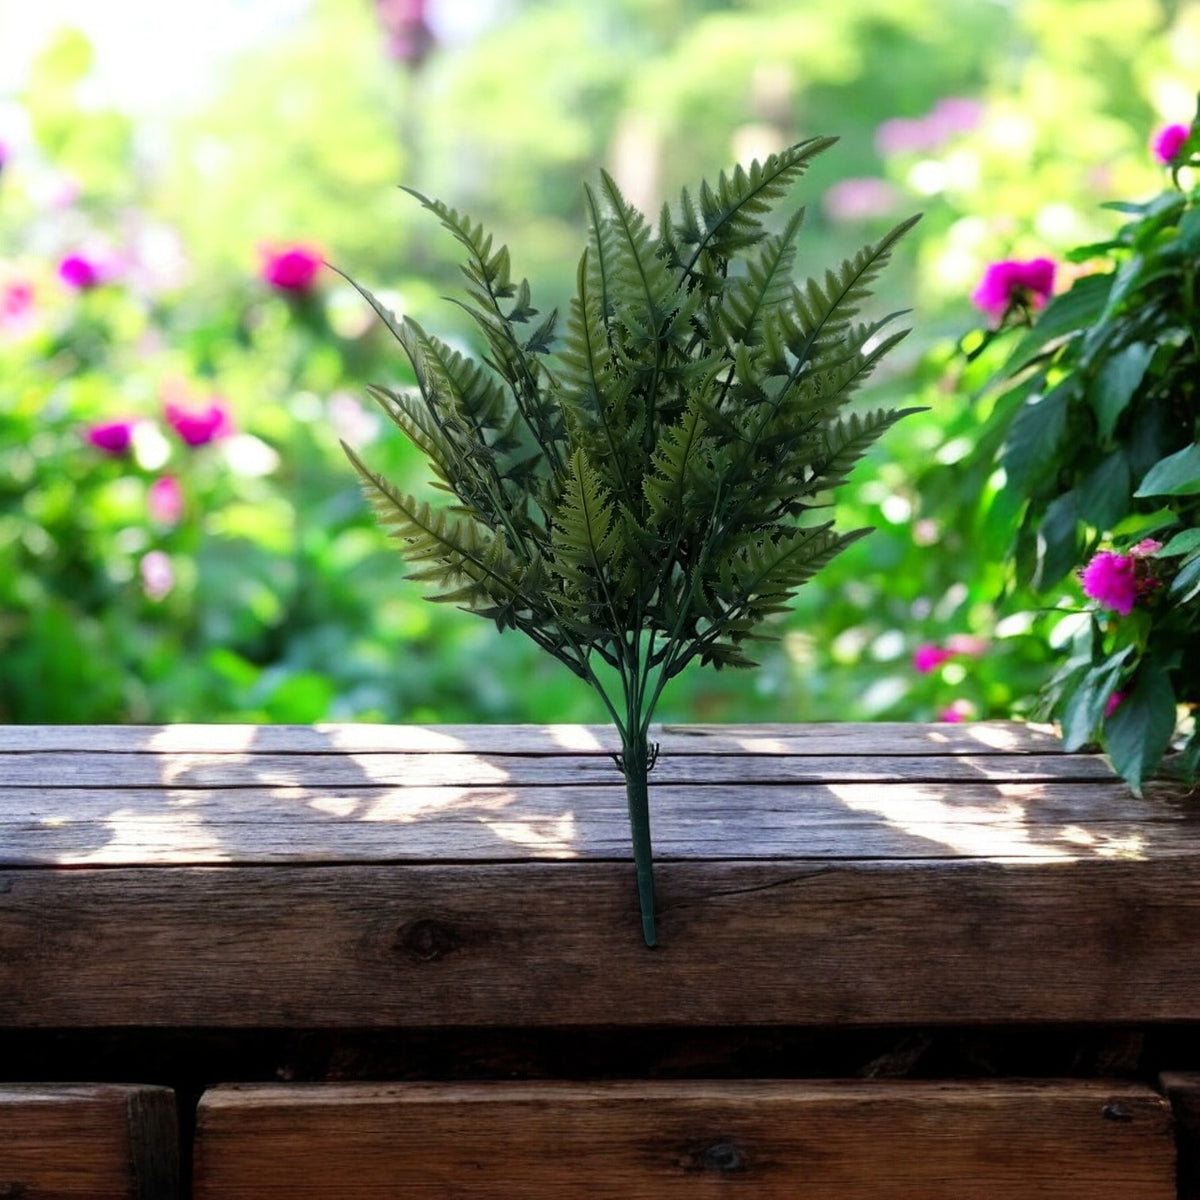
[
  {"left": 192, "top": 1079, "right": 1176, "bottom": 1200},
  {"left": 1, "top": 720, "right": 1064, "bottom": 754},
  {"left": 0, "top": 1083, "right": 178, "bottom": 1199},
  {"left": 3, "top": 722, "right": 1199, "bottom": 1028},
  {"left": 1163, "top": 1073, "right": 1200, "bottom": 1199}
]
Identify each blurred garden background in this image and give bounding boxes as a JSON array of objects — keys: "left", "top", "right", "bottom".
[{"left": 0, "top": 0, "right": 1196, "bottom": 726}]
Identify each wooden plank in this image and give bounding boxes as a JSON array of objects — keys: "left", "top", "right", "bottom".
[
  {"left": 0, "top": 1083, "right": 178, "bottom": 1199},
  {"left": 1161, "top": 1073, "right": 1200, "bottom": 1199},
  {"left": 0, "top": 721, "right": 1066, "bottom": 756},
  {"left": 192, "top": 1080, "right": 1175, "bottom": 1200},
  {"left": 1, "top": 779, "right": 1187, "bottom": 866},
  {"left": 0, "top": 749, "right": 1119, "bottom": 788},
  {"left": 5, "top": 858, "right": 1200, "bottom": 1028}
]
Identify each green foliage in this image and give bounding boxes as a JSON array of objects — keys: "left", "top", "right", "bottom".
[
  {"left": 959, "top": 100, "right": 1200, "bottom": 791},
  {"left": 345, "top": 143, "right": 918, "bottom": 941}
]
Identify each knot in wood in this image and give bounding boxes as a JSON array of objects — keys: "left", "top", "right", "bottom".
[
  {"left": 395, "top": 918, "right": 460, "bottom": 963},
  {"left": 696, "top": 1141, "right": 746, "bottom": 1174}
]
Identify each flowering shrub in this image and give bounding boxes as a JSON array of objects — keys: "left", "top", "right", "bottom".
[{"left": 962, "top": 102, "right": 1200, "bottom": 791}]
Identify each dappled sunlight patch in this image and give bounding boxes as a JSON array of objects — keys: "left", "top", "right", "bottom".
[
  {"left": 304, "top": 794, "right": 361, "bottom": 818},
  {"left": 827, "top": 782, "right": 1074, "bottom": 861},
  {"left": 56, "top": 807, "right": 231, "bottom": 864},
  {"left": 964, "top": 722, "right": 1056, "bottom": 751},
  {"left": 319, "top": 724, "right": 471, "bottom": 753},
  {"left": 146, "top": 724, "right": 258, "bottom": 758},
  {"left": 483, "top": 811, "right": 580, "bottom": 857},
  {"left": 730, "top": 736, "right": 796, "bottom": 755},
  {"left": 360, "top": 786, "right": 519, "bottom": 823},
  {"left": 548, "top": 725, "right": 606, "bottom": 753},
  {"left": 1056, "top": 824, "right": 1147, "bottom": 861}
]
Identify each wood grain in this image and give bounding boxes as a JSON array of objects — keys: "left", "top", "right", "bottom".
[
  {"left": 0, "top": 721, "right": 1065, "bottom": 755},
  {"left": 192, "top": 1079, "right": 1175, "bottom": 1200},
  {"left": 5, "top": 857, "right": 1200, "bottom": 1028},
  {"left": 1162, "top": 1073, "right": 1200, "bottom": 1199},
  {"left": 0, "top": 1084, "right": 178, "bottom": 1200},
  {"left": 2, "top": 778, "right": 1186, "bottom": 866}
]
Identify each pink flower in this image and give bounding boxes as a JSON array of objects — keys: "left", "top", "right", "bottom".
[
  {"left": 971, "top": 257, "right": 1056, "bottom": 320},
  {"left": 0, "top": 279, "right": 35, "bottom": 335},
  {"left": 377, "top": 0, "right": 435, "bottom": 66},
  {"left": 165, "top": 397, "right": 234, "bottom": 447},
  {"left": 1152, "top": 123, "right": 1190, "bottom": 165},
  {"left": 1080, "top": 551, "right": 1138, "bottom": 615},
  {"left": 1104, "top": 691, "right": 1125, "bottom": 719},
  {"left": 2, "top": 279, "right": 33, "bottom": 320},
  {"left": 85, "top": 419, "right": 136, "bottom": 456},
  {"left": 822, "top": 177, "right": 900, "bottom": 223},
  {"left": 147, "top": 475, "right": 184, "bottom": 526},
  {"left": 937, "top": 700, "right": 974, "bottom": 723},
  {"left": 259, "top": 242, "right": 323, "bottom": 293},
  {"left": 1130, "top": 538, "right": 1162, "bottom": 558},
  {"left": 140, "top": 551, "right": 174, "bottom": 601},
  {"left": 944, "top": 633, "right": 988, "bottom": 658},
  {"left": 0, "top": 140, "right": 9, "bottom": 170},
  {"left": 914, "top": 644, "right": 954, "bottom": 674},
  {"left": 58, "top": 253, "right": 103, "bottom": 290}
]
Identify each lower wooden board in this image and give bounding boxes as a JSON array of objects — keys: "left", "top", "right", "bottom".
[
  {"left": 1162, "top": 1073, "right": 1200, "bottom": 1199},
  {"left": 193, "top": 1079, "right": 1175, "bottom": 1200},
  {"left": 0, "top": 1083, "right": 178, "bottom": 1200}
]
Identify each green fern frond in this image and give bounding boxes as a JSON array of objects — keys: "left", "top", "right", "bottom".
[
  {"left": 548, "top": 448, "right": 623, "bottom": 598},
  {"left": 781, "top": 214, "right": 921, "bottom": 374},
  {"left": 809, "top": 407, "right": 926, "bottom": 494},
  {"left": 681, "top": 136, "right": 836, "bottom": 277},
  {"left": 716, "top": 206, "right": 806, "bottom": 348},
  {"left": 342, "top": 441, "right": 525, "bottom": 610},
  {"left": 597, "top": 171, "right": 680, "bottom": 346},
  {"left": 401, "top": 187, "right": 516, "bottom": 301}
]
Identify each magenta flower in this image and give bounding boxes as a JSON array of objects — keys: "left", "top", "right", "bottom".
[
  {"left": 1152, "top": 123, "right": 1190, "bottom": 165},
  {"left": 165, "top": 397, "right": 234, "bottom": 447},
  {"left": 0, "top": 140, "right": 8, "bottom": 171},
  {"left": 85, "top": 419, "right": 136, "bottom": 456},
  {"left": 259, "top": 242, "right": 323, "bottom": 293},
  {"left": 913, "top": 644, "right": 954, "bottom": 674},
  {"left": 937, "top": 700, "right": 974, "bottom": 723},
  {"left": 58, "top": 254, "right": 103, "bottom": 290},
  {"left": 147, "top": 475, "right": 184, "bottom": 526},
  {"left": 1080, "top": 551, "right": 1138, "bottom": 616},
  {"left": 972, "top": 257, "right": 1056, "bottom": 320},
  {"left": 1104, "top": 691, "right": 1125, "bottom": 719}
]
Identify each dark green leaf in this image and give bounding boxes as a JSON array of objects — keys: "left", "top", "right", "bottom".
[
  {"left": 1002, "top": 382, "right": 1071, "bottom": 493},
  {"left": 1156, "top": 528, "right": 1200, "bottom": 557},
  {"left": 1077, "top": 451, "right": 1130, "bottom": 533},
  {"left": 1088, "top": 342, "right": 1153, "bottom": 441},
  {"left": 1134, "top": 443, "right": 1200, "bottom": 496},
  {"left": 1002, "top": 273, "right": 1110, "bottom": 372},
  {"left": 1059, "top": 646, "right": 1133, "bottom": 751},
  {"left": 1104, "top": 659, "right": 1177, "bottom": 795}
]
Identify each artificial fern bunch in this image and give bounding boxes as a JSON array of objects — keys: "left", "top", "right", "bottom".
[{"left": 342, "top": 138, "right": 920, "bottom": 945}]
